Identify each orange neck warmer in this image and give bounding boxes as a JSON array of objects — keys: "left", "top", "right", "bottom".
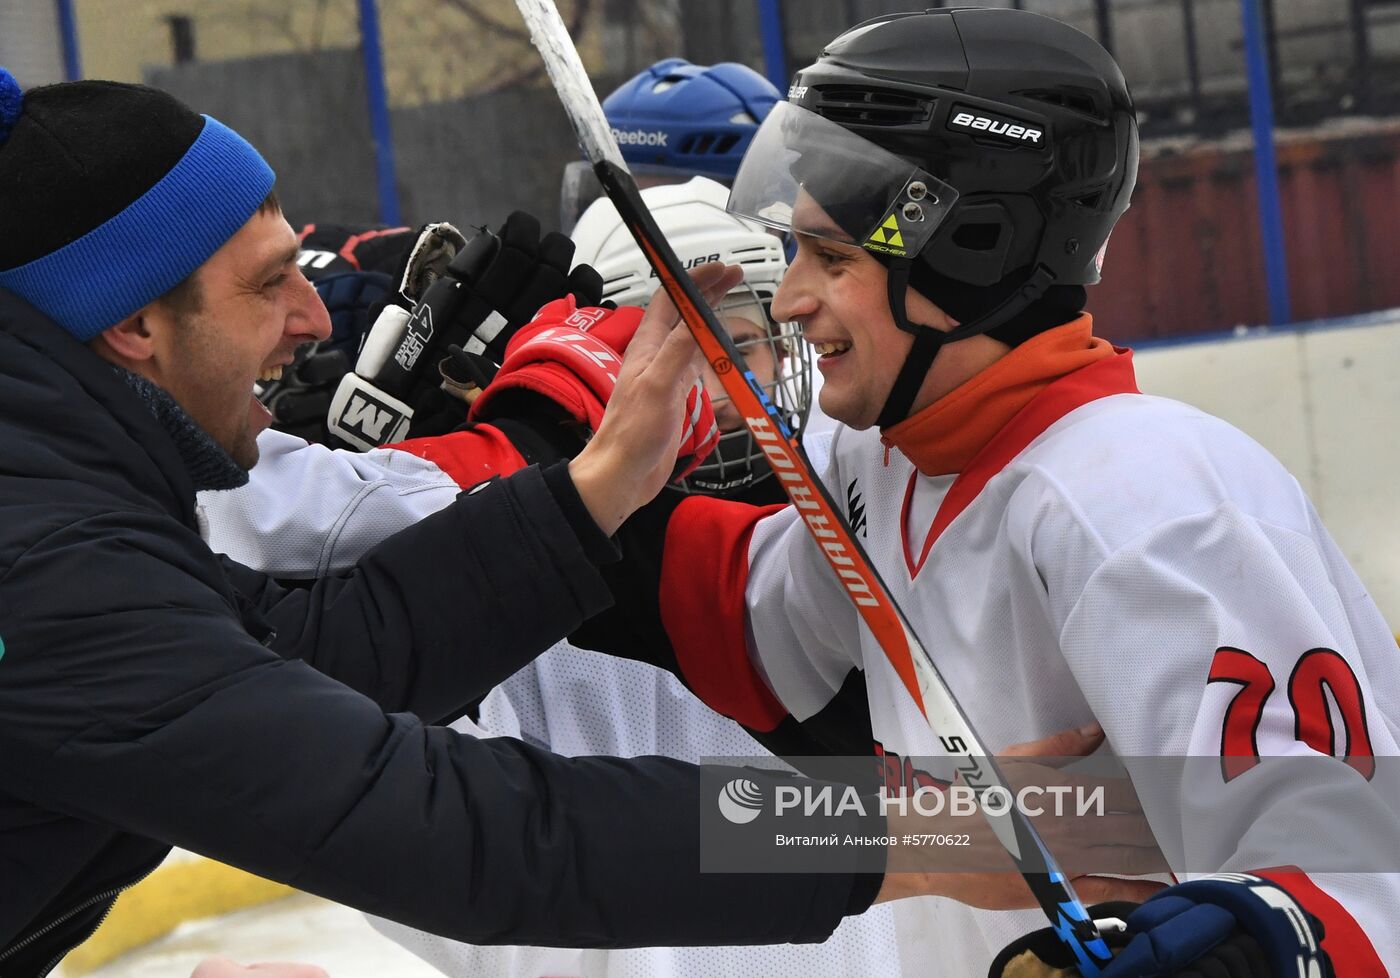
[{"left": 881, "top": 315, "right": 1113, "bottom": 476}]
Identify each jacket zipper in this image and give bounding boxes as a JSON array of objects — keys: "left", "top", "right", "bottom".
[{"left": 0, "top": 864, "right": 157, "bottom": 976}]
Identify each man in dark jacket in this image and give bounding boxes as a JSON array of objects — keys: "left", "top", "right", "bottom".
[{"left": 0, "top": 70, "right": 886, "bottom": 976}]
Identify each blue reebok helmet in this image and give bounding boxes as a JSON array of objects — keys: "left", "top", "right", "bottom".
[
  {"left": 559, "top": 58, "right": 780, "bottom": 232},
  {"left": 604, "top": 58, "right": 779, "bottom": 178}
]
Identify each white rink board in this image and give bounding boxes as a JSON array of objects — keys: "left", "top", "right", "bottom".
[{"left": 1132, "top": 310, "right": 1400, "bottom": 629}]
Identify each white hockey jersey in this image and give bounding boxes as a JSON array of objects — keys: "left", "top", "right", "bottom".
[
  {"left": 656, "top": 327, "right": 1400, "bottom": 976},
  {"left": 199, "top": 425, "right": 902, "bottom": 978}
]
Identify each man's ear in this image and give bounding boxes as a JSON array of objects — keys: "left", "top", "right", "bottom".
[
  {"left": 903, "top": 286, "right": 959, "bottom": 332},
  {"left": 91, "top": 307, "right": 159, "bottom": 365}
]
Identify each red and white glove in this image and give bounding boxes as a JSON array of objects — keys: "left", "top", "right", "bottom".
[{"left": 469, "top": 296, "right": 719, "bottom": 480}]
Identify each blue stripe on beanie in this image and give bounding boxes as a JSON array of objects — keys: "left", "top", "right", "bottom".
[
  {"left": 0, "top": 115, "right": 275, "bottom": 341},
  {"left": 0, "top": 68, "right": 21, "bottom": 142}
]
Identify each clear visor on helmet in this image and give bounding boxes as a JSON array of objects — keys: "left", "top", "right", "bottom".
[{"left": 727, "top": 102, "right": 958, "bottom": 258}]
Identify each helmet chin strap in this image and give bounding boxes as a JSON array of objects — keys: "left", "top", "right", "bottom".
[{"left": 875, "top": 259, "right": 1057, "bottom": 429}]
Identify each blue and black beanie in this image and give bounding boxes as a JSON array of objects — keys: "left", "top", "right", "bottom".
[{"left": 0, "top": 66, "right": 275, "bottom": 341}]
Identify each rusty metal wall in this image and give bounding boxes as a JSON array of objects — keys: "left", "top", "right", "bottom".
[{"left": 1089, "top": 121, "right": 1400, "bottom": 342}]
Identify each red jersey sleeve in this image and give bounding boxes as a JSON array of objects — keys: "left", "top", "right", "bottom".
[{"left": 659, "top": 496, "right": 790, "bottom": 732}]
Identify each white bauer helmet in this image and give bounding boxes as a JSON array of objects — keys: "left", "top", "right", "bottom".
[{"left": 571, "top": 176, "right": 811, "bottom": 498}]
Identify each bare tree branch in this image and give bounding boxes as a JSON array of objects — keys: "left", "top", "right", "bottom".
[
  {"left": 474, "top": 0, "right": 594, "bottom": 92},
  {"left": 440, "top": 0, "right": 533, "bottom": 43}
]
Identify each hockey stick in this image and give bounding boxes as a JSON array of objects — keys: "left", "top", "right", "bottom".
[{"left": 512, "top": 1, "right": 1114, "bottom": 971}]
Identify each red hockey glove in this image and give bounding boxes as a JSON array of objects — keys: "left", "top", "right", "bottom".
[{"left": 470, "top": 296, "right": 718, "bottom": 480}]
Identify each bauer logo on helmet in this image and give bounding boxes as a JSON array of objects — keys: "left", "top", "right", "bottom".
[
  {"left": 650, "top": 252, "right": 720, "bottom": 278},
  {"left": 948, "top": 107, "right": 1044, "bottom": 145}
]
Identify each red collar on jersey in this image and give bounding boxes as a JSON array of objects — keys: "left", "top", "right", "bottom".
[
  {"left": 882, "top": 316, "right": 1117, "bottom": 478},
  {"left": 899, "top": 338, "right": 1140, "bottom": 576}
]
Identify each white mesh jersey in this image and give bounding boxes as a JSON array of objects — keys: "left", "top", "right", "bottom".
[
  {"left": 199, "top": 426, "right": 901, "bottom": 978},
  {"left": 736, "top": 382, "right": 1400, "bottom": 976}
]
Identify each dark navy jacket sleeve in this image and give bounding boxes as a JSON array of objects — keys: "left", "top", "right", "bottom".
[
  {"left": 0, "top": 464, "right": 873, "bottom": 949},
  {"left": 222, "top": 463, "right": 617, "bottom": 722}
]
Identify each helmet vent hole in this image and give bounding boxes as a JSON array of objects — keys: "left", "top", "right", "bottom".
[
  {"left": 1070, "top": 190, "right": 1105, "bottom": 209},
  {"left": 1017, "top": 88, "right": 1103, "bottom": 122},
  {"left": 601, "top": 274, "right": 635, "bottom": 293},
  {"left": 679, "top": 133, "right": 739, "bottom": 156},
  {"left": 951, "top": 223, "right": 1003, "bottom": 252},
  {"left": 813, "top": 87, "right": 933, "bottom": 128}
]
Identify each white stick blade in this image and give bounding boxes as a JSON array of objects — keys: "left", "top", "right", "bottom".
[{"left": 514, "top": 0, "right": 628, "bottom": 172}]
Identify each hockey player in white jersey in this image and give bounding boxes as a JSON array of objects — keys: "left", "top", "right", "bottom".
[
  {"left": 200, "top": 179, "right": 911, "bottom": 978},
  {"left": 569, "top": 8, "right": 1399, "bottom": 978}
]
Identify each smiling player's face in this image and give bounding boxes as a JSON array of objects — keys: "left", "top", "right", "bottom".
[
  {"left": 771, "top": 191, "right": 981, "bottom": 430},
  {"left": 769, "top": 192, "right": 916, "bottom": 430}
]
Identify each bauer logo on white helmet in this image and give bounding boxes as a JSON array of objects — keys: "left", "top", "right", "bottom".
[{"left": 650, "top": 251, "right": 721, "bottom": 279}]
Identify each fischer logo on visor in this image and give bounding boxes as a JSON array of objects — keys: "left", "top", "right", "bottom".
[
  {"left": 860, "top": 178, "right": 948, "bottom": 258},
  {"left": 947, "top": 105, "right": 1044, "bottom": 145},
  {"left": 864, "top": 213, "right": 908, "bottom": 257}
]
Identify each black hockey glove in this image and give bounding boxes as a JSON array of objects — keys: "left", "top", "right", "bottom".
[
  {"left": 326, "top": 211, "right": 604, "bottom": 449},
  {"left": 988, "top": 876, "right": 1333, "bottom": 978}
]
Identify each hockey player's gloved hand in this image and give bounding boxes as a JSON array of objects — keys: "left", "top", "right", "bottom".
[
  {"left": 327, "top": 212, "right": 606, "bottom": 450},
  {"left": 986, "top": 902, "right": 1134, "bottom": 978},
  {"left": 470, "top": 296, "right": 719, "bottom": 480},
  {"left": 325, "top": 220, "right": 469, "bottom": 448},
  {"left": 453, "top": 209, "right": 606, "bottom": 365},
  {"left": 988, "top": 875, "right": 1332, "bottom": 978}
]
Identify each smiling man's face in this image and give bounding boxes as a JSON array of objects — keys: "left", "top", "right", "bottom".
[
  {"left": 769, "top": 191, "right": 918, "bottom": 430},
  {"left": 142, "top": 207, "right": 331, "bottom": 468},
  {"left": 770, "top": 190, "right": 980, "bottom": 430}
]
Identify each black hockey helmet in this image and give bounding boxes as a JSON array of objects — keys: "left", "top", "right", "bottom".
[{"left": 728, "top": 7, "right": 1139, "bottom": 426}]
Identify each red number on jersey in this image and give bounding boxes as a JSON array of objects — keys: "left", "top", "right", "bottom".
[
  {"left": 1289, "top": 648, "right": 1377, "bottom": 780},
  {"left": 1207, "top": 647, "right": 1274, "bottom": 781},
  {"left": 1208, "top": 646, "right": 1375, "bottom": 781}
]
